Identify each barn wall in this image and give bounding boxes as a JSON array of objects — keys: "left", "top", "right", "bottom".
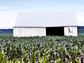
[
  {"left": 64, "top": 26, "right": 77, "bottom": 36},
  {"left": 13, "top": 28, "right": 46, "bottom": 37}
]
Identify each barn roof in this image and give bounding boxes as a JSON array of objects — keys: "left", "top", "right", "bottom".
[{"left": 14, "top": 11, "right": 77, "bottom": 27}]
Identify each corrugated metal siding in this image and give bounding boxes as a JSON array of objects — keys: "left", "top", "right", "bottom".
[
  {"left": 13, "top": 28, "right": 46, "bottom": 37},
  {"left": 15, "top": 11, "right": 77, "bottom": 27}
]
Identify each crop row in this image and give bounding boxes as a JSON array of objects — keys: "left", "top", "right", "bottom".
[{"left": 0, "top": 36, "right": 84, "bottom": 63}]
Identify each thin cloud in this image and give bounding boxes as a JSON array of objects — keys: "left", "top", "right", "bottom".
[
  {"left": 0, "top": 11, "right": 18, "bottom": 29},
  {"left": 0, "top": 6, "right": 10, "bottom": 10},
  {"left": 77, "top": 12, "right": 84, "bottom": 17},
  {"left": 77, "top": 17, "right": 84, "bottom": 26}
]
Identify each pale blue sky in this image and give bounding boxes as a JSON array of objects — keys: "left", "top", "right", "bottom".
[{"left": 0, "top": 0, "right": 84, "bottom": 29}]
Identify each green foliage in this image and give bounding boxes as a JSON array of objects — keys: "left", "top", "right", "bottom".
[
  {"left": 8, "top": 60, "right": 13, "bottom": 63},
  {"left": 56, "top": 58, "right": 62, "bottom": 63},
  {"left": 39, "top": 58, "right": 47, "bottom": 63},
  {"left": 0, "top": 36, "right": 84, "bottom": 62},
  {"left": 0, "top": 51, "right": 6, "bottom": 63}
]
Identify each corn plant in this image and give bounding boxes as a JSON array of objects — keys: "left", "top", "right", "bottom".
[
  {"left": 0, "top": 51, "right": 6, "bottom": 63},
  {"left": 0, "top": 36, "right": 84, "bottom": 62}
]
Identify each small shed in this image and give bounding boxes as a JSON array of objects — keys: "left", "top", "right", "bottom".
[{"left": 13, "top": 11, "right": 77, "bottom": 37}]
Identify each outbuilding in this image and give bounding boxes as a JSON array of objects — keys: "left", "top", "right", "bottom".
[{"left": 13, "top": 11, "right": 77, "bottom": 37}]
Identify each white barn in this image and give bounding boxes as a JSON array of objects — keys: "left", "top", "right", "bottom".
[{"left": 13, "top": 11, "right": 77, "bottom": 37}]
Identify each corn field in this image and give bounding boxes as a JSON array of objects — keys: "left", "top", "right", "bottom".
[{"left": 0, "top": 36, "right": 84, "bottom": 63}]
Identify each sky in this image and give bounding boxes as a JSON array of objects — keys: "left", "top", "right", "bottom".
[{"left": 0, "top": 0, "right": 84, "bottom": 29}]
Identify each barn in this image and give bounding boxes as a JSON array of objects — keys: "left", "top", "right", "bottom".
[{"left": 13, "top": 11, "right": 77, "bottom": 37}]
